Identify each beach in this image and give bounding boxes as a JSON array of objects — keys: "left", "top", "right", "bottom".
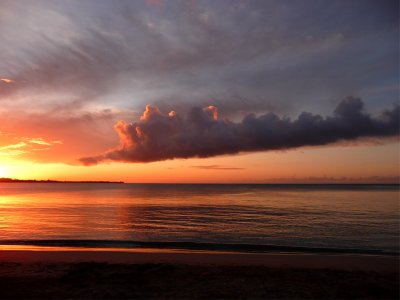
[{"left": 0, "top": 247, "right": 398, "bottom": 299}]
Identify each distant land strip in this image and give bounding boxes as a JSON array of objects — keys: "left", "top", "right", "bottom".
[{"left": 0, "top": 178, "right": 124, "bottom": 184}]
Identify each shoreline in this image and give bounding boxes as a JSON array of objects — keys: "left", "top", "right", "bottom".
[
  {"left": 0, "top": 246, "right": 398, "bottom": 272},
  {"left": 1, "top": 239, "right": 397, "bottom": 256}
]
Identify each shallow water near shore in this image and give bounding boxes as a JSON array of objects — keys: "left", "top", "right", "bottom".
[{"left": 0, "top": 183, "right": 398, "bottom": 253}]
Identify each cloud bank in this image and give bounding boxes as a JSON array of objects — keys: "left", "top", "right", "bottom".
[
  {"left": 80, "top": 97, "right": 399, "bottom": 165},
  {"left": 0, "top": 0, "right": 398, "bottom": 117}
]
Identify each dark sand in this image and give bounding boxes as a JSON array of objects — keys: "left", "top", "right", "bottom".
[{"left": 0, "top": 248, "right": 398, "bottom": 299}]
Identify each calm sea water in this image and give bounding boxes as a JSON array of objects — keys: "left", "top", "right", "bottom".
[{"left": 0, "top": 183, "right": 398, "bottom": 253}]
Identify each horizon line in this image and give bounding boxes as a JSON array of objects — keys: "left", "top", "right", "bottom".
[{"left": 1, "top": 178, "right": 399, "bottom": 185}]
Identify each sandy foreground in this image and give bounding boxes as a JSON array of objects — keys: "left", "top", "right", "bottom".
[{"left": 0, "top": 247, "right": 398, "bottom": 299}]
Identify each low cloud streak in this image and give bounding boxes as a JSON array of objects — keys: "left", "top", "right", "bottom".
[
  {"left": 191, "top": 165, "right": 245, "bottom": 171},
  {"left": 80, "top": 97, "right": 399, "bottom": 165}
]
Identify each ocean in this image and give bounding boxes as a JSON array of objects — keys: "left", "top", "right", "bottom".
[{"left": 0, "top": 183, "right": 398, "bottom": 254}]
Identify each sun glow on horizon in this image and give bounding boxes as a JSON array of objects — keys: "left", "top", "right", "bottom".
[
  {"left": 0, "top": 165, "right": 10, "bottom": 178},
  {"left": 0, "top": 141, "right": 397, "bottom": 184}
]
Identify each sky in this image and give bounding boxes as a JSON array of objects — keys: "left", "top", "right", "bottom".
[{"left": 0, "top": 0, "right": 398, "bottom": 183}]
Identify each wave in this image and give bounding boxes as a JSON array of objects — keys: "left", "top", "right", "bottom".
[{"left": 0, "top": 239, "right": 397, "bottom": 256}]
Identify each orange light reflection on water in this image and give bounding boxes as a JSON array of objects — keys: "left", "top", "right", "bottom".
[
  {"left": 0, "top": 183, "right": 398, "bottom": 253},
  {"left": 0, "top": 244, "right": 233, "bottom": 255}
]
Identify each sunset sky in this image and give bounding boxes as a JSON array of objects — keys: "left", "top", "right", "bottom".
[{"left": 0, "top": 0, "right": 398, "bottom": 183}]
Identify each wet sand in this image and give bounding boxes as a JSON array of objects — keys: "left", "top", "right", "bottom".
[
  {"left": 0, "top": 248, "right": 398, "bottom": 299},
  {"left": 0, "top": 247, "right": 398, "bottom": 271}
]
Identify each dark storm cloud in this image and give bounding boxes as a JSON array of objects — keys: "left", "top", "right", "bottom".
[{"left": 79, "top": 97, "right": 399, "bottom": 165}]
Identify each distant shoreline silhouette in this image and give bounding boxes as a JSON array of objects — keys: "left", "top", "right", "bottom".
[{"left": 0, "top": 178, "right": 124, "bottom": 184}]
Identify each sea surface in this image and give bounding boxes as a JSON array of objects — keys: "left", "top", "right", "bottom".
[{"left": 0, "top": 183, "right": 398, "bottom": 253}]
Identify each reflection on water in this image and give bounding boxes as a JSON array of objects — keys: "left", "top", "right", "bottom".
[
  {"left": 0, "top": 245, "right": 211, "bottom": 254},
  {"left": 0, "top": 183, "right": 398, "bottom": 252}
]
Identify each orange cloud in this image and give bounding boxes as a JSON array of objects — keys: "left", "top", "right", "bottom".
[
  {"left": 0, "top": 78, "right": 14, "bottom": 84},
  {"left": 0, "top": 142, "right": 28, "bottom": 156},
  {"left": 0, "top": 107, "right": 127, "bottom": 164},
  {"left": 203, "top": 105, "right": 218, "bottom": 120},
  {"left": 23, "top": 138, "right": 63, "bottom": 146},
  {"left": 140, "top": 105, "right": 162, "bottom": 121},
  {"left": 0, "top": 135, "right": 62, "bottom": 158},
  {"left": 191, "top": 165, "right": 245, "bottom": 170}
]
